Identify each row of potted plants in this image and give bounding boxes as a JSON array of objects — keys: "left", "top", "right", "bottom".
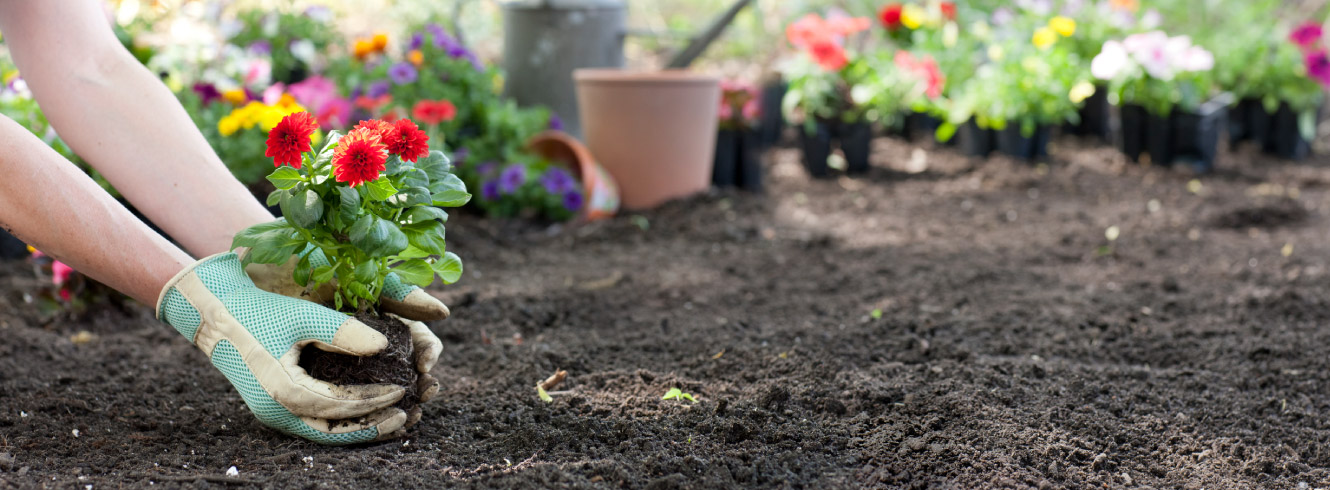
[{"left": 777, "top": 1, "right": 1328, "bottom": 175}]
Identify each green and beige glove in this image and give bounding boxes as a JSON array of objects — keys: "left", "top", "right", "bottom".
[
  {"left": 243, "top": 247, "right": 446, "bottom": 427},
  {"left": 157, "top": 252, "right": 409, "bottom": 445}
]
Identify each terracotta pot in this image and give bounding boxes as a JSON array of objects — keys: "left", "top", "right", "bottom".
[
  {"left": 574, "top": 69, "right": 719, "bottom": 209},
  {"left": 527, "top": 130, "right": 620, "bottom": 221}
]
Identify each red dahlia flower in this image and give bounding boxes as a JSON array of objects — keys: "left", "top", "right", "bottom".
[
  {"left": 879, "top": 3, "right": 903, "bottom": 30},
  {"left": 411, "top": 100, "right": 457, "bottom": 125},
  {"left": 265, "top": 111, "right": 318, "bottom": 168},
  {"left": 810, "top": 39, "right": 849, "bottom": 71},
  {"left": 385, "top": 119, "right": 430, "bottom": 162},
  {"left": 332, "top": 127, "right": 388, "bottom": 187},
  {"left": 939, "top": 1, "right": 957, "bottom": 21},
  {"left": 354, "top": 118, "right": 396, "bottom": 141}
]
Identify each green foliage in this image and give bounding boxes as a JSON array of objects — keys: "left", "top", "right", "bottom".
[
  {"left": 233, "top": 132, "right": 469, "bottom": 313},
  {"left": 227, "top": 8, "right": 339, "bottom": 84},
  {"left": 662, "top": 388, "right": 697, "bottom": 403}
]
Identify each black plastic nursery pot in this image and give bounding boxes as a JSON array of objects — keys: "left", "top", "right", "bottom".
[
  {"left": 712, "top": 129, "right": 739, "bottom": 188},
  {"left": 737, "top": 130, "right": 764, "bottom": 192},
  {"left": 1145, "top": 111, "right": 1174, "bottom": 167},
  {"left": 0, "top": 228, "right": 27, "bottom": 260},
  {"left": 1068, "top": 85, "right": 1111, "bottom": 141},
  {"left": 838, "top": 122, "right": 873, "bottom": 175},
  {"left": 1169, "top": 98, "right": 1228, "bottom": 172},
  {"left": 799, "top": 122, "right": 834, "bottom": 179},
  {"left": 1120, "top": 104, "right": 1147, "bottom": 162},
  {"left": 1245, "top": 100, "right": 1274, "bottom": 152},
  {"left": 995, "top": 124, "right": 1049, "bottom": 161},
  {"left": 957, "top": 119, "right": 995, "bottom": 157},
  {"left": 1227, "top": 98, "right": 1260, "bottom": 148},
  {"left": 758, "top": 80, "right": 788, "bottom": 147},
  {"left": 1269, "top": 102, "right": 1315, "bottom": 161},
  {"left": 902, "top": 112, "right": 942, "bottom": 143}
]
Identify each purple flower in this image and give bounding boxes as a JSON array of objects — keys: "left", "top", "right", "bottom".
[
  {"left": 549, "top": 113, "right": 564, "bottom": 131},
  {"left": 192, "top": 83, "right": 221, "bottom": 105},
  {"left": 561, "top": 191, "right": 584, "bottom": 212},
  {"left": 388, "top": 62, "right": 418, "bottom": 85},
  {"left": 1306, "top": 50, "right": 1330, "bottom": 85},
  {"left": 366, "top": 80, "right": 391, "bottom": 98},
  {"left": 498, "top": 165, "right": 526, "bottom": 194},
  {"left": 452, "top": 147, "right": 469, "bottom": 164},
  {"left": 248, "top": 40, "right": 271, "bottom": 55},
  {"left": 991, "top": 7, "right": 1014, "bottom": 26},
  {"left": 476, "top": 162, "right": 497, "bottom": 177},
  {"left": 1292, "top": 22, "right": 1324, "bottom": 48},
  {"left": 540, "top": 168, "right": 576, "bottom": 194},
  {"left": 481, "top": 180, "right": 500, "bottom": 201},
  {"left": 409, "top": 32, "right": 425, "bottom": 51}
]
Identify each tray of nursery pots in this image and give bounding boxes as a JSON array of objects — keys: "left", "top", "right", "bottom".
[
  {"left": 941, "top": 118, "right": 1049, "bottom": 161},
  {"left": 1120, "top": 95, "right": 1232, "bottom": 172},
  {"left": 1229, "top": 99, "right": 1321, "bottom": 160},
  {"left": 714, "top": 80, "right": 765, "bottom": 192}
]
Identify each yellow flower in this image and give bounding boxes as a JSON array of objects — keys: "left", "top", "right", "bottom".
[
  {"left": 1032, "top": 27, "right": 1057, "bottom": 50},
  {"left": 1049, "top": 16, "right": 1076, "bottom": 37},
  {"left": 942, "top": 22, "right": 959, "bottom": 48},
  {"left": 275, "top": 94, "right": 302, "bottom": 112},
  {"left": 371, "top": 32, "right": 389, "bottom": 52},
  {"left": 221, "top": 89, "right": 247, "bottom": 105},
  {"left": 987, "top": 44, "right": 1005, "bottom": 61},
  {"left": 2, "top": 70, "right": 18, "bottom": 85},
  {"left": 408, "top": 49, "right": 424, "bottom": 67},
  {"left": 218, "top": 114, "right": 241, "bottom": 137},
  {"left": 258, "top": 107, "right": 286, "bottom": 132},
  {"left": 901, "top": 4, "right": 926, "bottom": 29},
  {"left": 1069, "top": 81, "right": 1096, "bottom": 103},
  {"left": 235, "top": 102, "right": 267, "bottom": 129}
]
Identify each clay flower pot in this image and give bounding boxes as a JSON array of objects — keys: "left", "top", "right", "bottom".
[
  {"left": 574, "top": 69, "right": 720, "bottom": 209},
  {"left": 527, "top": 130, "right": 621, "bottom": 221}
]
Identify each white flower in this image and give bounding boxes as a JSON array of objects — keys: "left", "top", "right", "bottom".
[
  {"left": 1141, "top": 9, "right": 1162, "bottom": 29},
  {"left": 1091, "top": 40, "right": 1130, "bottom": 80},
  {"left": 290, "top": 39, "right": 317, "bottom": 66},
  {"left": 1180, "top": 46, "right": 1214, "bottom": 72}
]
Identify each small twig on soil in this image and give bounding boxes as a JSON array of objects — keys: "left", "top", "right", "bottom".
[
  {"left": 135, "top": 474, "right": 265, "bottom": 485},
  {"left": 579, "top": 271, "right": 624, "bottom": 291},
  {"left": 539, "top": 370, "right": 568, "bottom": 391}
]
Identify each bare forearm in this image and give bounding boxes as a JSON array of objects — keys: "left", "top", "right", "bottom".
[
  {"left": 0, "top": 0, "right": 273, "bottom": 257},
  {"left": 0, "top": 116, "right": 191, "bottom": 304}
]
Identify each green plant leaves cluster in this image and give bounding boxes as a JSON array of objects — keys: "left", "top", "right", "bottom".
[{"left": 233, "top": 131, "right": 469, "bottom": 312}]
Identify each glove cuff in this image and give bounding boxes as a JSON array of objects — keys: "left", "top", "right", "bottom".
[{"left": 157, "top": 252, "right": 248, "bottom": 341}]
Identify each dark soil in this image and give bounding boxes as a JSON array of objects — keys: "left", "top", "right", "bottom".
[
  {"left": 299, "top": 312, "right": 419, "bottom": 417},
  {"left": 6, "top": 135, "right": 1330, "bottom": 488}
]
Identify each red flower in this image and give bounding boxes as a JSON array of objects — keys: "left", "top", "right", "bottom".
[
  {"left": 939, "top": 1, "right": 957, "bottom": 21},
  {"left": 354, "top": 118, "right": 396, "bottom": 141},
  {"left": 809, "top": 39, "right": 849, "bottom": 71},
  {"left": 354, "top": 94, "right": 392, "bottom": 114},
  {"left": 411, "top": 100, "right": 457, "bottom": 125},
  {"left": 332, "top": 127, "right": 388, "bottom": 187},
  {"left": 879, "top": 3, "right": 903, "bottom": 30},
  {"left": 385, "top": 119, "right": 430, "bottom": 162},
  {"left": 786, "top": 14, "right": 826, "bottom": 49},
  {"left": 265, "top": 111, "right": 318, "bottom": 168}
]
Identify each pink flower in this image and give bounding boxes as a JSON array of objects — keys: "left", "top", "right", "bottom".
[
  {"left": 1306, "top": 50, "right": 1330, "bottom": 86},
  {"left": 52, "top": 261, "right": 74, "bottom": 286},
  {"left": 316, "top": 98, "right": 353, "bottom": 129},
  {"left": 289, "top": 76, "right": 339, "bottom": 113},
  {"left": 1292, "top": 22, "right": 1324, "bottom": 49},
  {"left": 244, "top": 59, "right": 272, "bottom": 87},
  {"left": 741, "top": 98, "right": 760, "bottom": 121},
  {"left": 718, "top": 99, "right": 734, "bottom": 121},
  {"left": 262, "top": 83, "right": 286, "bottom": 105}
]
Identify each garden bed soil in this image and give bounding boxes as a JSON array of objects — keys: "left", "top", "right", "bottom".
[
  {"left": 299, "top": 312, "right": 419, "bottom": 417},
  {"left": 6, "top": 137, "right": 1330, "bottom": 487}
]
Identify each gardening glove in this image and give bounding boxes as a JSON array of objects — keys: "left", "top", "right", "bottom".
[
  {"left": 157, "top": 252, "right": 408, "bottom": 445},
  {"left": 242, "top": 247, "right": 446, "bottom": 415}
]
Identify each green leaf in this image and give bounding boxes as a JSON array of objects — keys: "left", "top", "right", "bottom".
[
  {"left": 403, "top": 206, "right": 449, "bottom": 225},
  {"left": 1299, "top": 110, "right": 1316, "bottom": 143},
  {"left": 313, "top": 131, "right": 343, "bottom": 169},
  {"left": 348, "top": 281, "right": 373, "bottom": 303},
  {"left": 663, "top": 388, "right": 682, "bottom": 400},
  {"left": 398, "top": 245, "right": 431, "bottom": 259},
  {"left": 248, "top": 231, "right": 303, "bottom": 265},
  {"left": 267, "top": 166, "right": 304, "bottom": 190},
  {"left": 416, "top": 150, "right": 452, "bottom": 181},
  {"left": 536, "top": 386, "right": 552, "bottom": 403},
  {"left": 293, "top": 251, "right": 313, "bottom": 287},
  {"left": 384, "top": 154, "right": 408, "bottom": 176},
  {"left": 388, "top": 186, "right": 432, "bottom": 208},
  {"left": 400, "top": 168, "right": 430, "bottom": 190},
  {"left": 311, "top": 264, "right": 335, "bottom": 283},
  {"left": 430, "top": 252, "right": 463, "bottom": 284},
  {"left": 393, "top": 259, "right": 435, "bottom": 287},
  {"left": 429, "top": 173, "right": 471, "bottom": 207},
  {"left": 935, "top": 122, "right": 957, "bottom": 143},
  {"left": 281, "top": 188, "right": 325, "bottom": 229},
  {"left": 364, "top": 177, "right": 398, "bottom": 202},
  {"left": 266, "top": 189, "right": 285, "bottom": 207},
  {"left": 338, "top": 187, "right": 361, "bottom": 222},
  {"left": 403, "top": 220, "right": 447, "bottom": 256},
  {"left": 232, "top": 218, "right": 294, "bottom": 249},
  {"left": 353, "top": 261, "right": 376, "bottom": 284},
  {"left": 349, "top": 215, "right": 408, "bottom": 257}
]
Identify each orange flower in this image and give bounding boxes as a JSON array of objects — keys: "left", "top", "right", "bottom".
[
  {"left": 353, "top": 38, "right": 374, "bottom": 60},
  {"left": 408, "top": 49, "right": 424, "bottom": 66},
  {"left": 1109, "top": 0, "right": 1138, "bottom": 12},
  {"left": 371, "top": 32, "right": 389, "bottom": 52}
]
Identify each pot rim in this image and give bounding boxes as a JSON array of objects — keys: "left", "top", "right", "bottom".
[{"left": 574, "top": 69, "right": 718, "bottom": 85}]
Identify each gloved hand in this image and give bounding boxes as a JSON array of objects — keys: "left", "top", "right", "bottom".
[
  {"left": 157, "top": 252, "right": 407, "bottom": 445},
  {"left": 243, "top": 247, "right": 446, "bottom": 426}
]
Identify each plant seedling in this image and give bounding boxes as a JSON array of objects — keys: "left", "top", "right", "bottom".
[{"left": 663, "top": 387, "right": 696, "bottom": 403}]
